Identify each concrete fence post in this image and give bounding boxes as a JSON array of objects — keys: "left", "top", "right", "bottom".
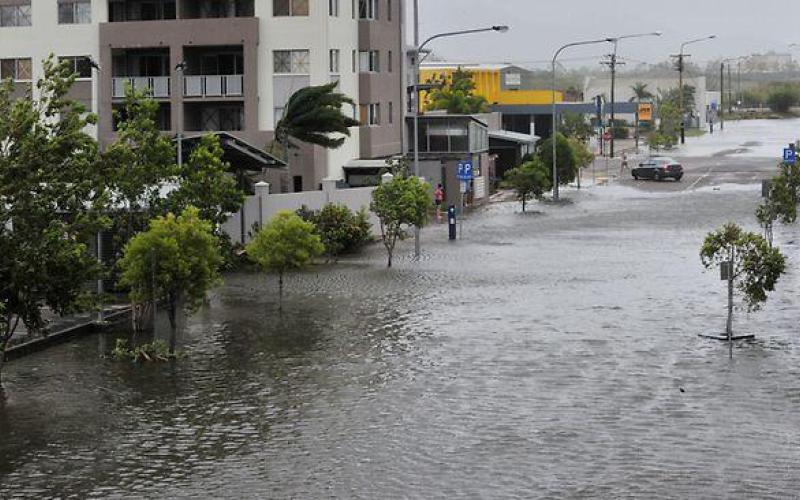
[
  {"left": 255, "top": 181, "right": 270, "bottom": 232},
  {"left": 321, "top": 178, "right": 338, "bottom": 205},
  {"left": 381, "top": 172, "right": 394, "bottom": 184}
]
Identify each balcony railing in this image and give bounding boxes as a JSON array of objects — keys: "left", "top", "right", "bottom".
[
  {"left": 112, "top": 77, "right": 171, "bottom": 98},
  {"left": 184, "top": 75, "right": 243, "bottom": 98}
]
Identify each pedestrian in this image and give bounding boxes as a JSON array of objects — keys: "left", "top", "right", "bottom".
[
  {"left": 435, "top": 184, "right": 445, "bottom": 222},
  {"left": 620, "top": 151, "right": 629, "bottom": 176}
]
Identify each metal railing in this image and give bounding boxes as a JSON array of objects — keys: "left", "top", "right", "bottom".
[
  {"left": 183, "top": 75, "right": 243, "bottom": 98},
  {"left": 112, "top": 77, "right": 171, "bottom": 98}
]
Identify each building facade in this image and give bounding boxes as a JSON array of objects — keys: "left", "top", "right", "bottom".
[{"left": 0, "top": 0, "right": 405, "bottom": 192}]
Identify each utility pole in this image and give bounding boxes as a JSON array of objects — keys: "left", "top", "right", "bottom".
[
  {"left": 720, "top": 61, "right": 725, "bottom": 131},
  {"left": 601, "top": 49, "right": 625, "bottom": 158},
  {"left": 727, "top": 63, "right": 733, "bottom": 114},
  {"left": 673, "top": 53, "right": 688, "bottom": 144}
]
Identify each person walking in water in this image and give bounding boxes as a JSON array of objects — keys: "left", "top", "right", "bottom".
[
  {"left": 620, "top": 151, "right": 629, "bottom": 177},
  {"left": 435, "top": 184, "right": 445, "bottom": 222}
]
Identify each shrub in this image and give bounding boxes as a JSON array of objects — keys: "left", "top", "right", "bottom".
[
  {"left": 611, "top": 120, "right": 630, "bottom": 139},
  {"left": 767, "top": 88, "right": 799, "bottom": 113},
  {"left": 297, "top": 204, "right": 372, "bottom": 258}
]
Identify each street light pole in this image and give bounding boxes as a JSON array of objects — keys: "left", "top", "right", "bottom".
[
  {"left": 676, "top": 35, "right": 716, "bottom": 144},
  {"left": 175, "top": 61, "right": 187, "bottom": 168},
  {"left": 551, "top": 37, "right": 614, "bottom": 201},
  {"left": 411, "top": 20, "right": 508, "bottom": 257},
  {"left": 605, "top": 32, "right": 661, "bottom": 159},
  {"left": 88, "top": 57, "right": 105, "bottom": 324}
]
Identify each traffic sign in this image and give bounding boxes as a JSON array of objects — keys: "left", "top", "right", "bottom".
[
  {"left": 783, "top": 148, "right": 796, "bottom": 165},
  {"left": 458, "top": 161, "right": 474, "bottom": 180}
]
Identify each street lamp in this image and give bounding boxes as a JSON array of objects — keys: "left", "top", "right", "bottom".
[
  {"left": 411, "top": 24, "right": 508, "bottom": 257},
  {"left": 607, "top": 32, "right": 662, "bottom": 158},
  {"left": 551, "top": 37, "right": 615, "bottom": 201},
  {"left": 87, "top": 56, "right": 105, "bottom": 325},
  {"left": 174, "top": 61, "right": 187, "bottom": 167},
  {"left": 677, "top": 35, "right": 717, "bottom": 144}
]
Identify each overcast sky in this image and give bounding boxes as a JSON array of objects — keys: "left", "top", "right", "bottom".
[{"left": 408, "top": 0, "right": 800, "bottom": 69}]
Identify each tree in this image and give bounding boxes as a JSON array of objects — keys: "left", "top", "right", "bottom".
[
  {"left": 629, "top": 82, "right": 654, "bottom": 102},
  {"left": 162, "top": 134, "right": 244, "bottom": 228},
  {"left": 272, "top": 82, "right": 360, "bottom": 159},
  {"left": 427, "top": 69, "right": 488, "bottom": 114},
  {"left": 370, "top": 176, "right": 432, "bottom": 268},
  {"left": 504, "top": 158, "right": 552, "bottom": 212},
  {"left": 247, "top": 211, "right": 324, "bottom": 309},
  {"left": 536, "top": 133, "right": 578, "bottom": 186},
  {"left": 0, "top": 57, "right": 108, "bottom": 381},
  {"left": 103, "top": 85, "right": 176, "bottom": 244},
  {"left": 701, "top": 223, "right": 786, "bottom": 340},
  {"left": 648, "top": 103, "right": 680, "bottom": 151},
  {"left": 562, "top": 114, "right": 592, "bottom": 140},
  {"left": 118, "top": 207, "right": 223, "bottom": 354},
  {"left": 658, "top": 85, "right": 696, "bottom": 112},
  {"left": 766, "top": 87, "right": 799, "bottom": 113},
  {"left": 756, "top": 167, "right": 798, "bottom": 246},
  {"left": 569, "top": 137, "right": 596, "bottom": 180},
  {"left": 297, "top": 204, "right": 372, "bottom": 259}
]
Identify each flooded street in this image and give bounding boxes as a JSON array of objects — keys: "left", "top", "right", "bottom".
[{"left": 2, "top": 121, "right": 800, "bottom": 498}]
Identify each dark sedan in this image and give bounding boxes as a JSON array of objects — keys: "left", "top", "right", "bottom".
[{"left": 632, "top": 157, "right": 684, "bottom": 181}]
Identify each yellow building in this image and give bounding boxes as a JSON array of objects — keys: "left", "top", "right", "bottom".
[{"left": 419, "top": 63, "right": 564, "bottom": 109}]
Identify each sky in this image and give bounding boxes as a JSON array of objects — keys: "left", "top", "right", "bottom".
[{"left": 407, "top": 0, "right": 800, "bottom": 69}]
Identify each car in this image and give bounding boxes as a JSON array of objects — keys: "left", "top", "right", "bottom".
[{"left": 632, "top": 157, "right": 684, "bottom": 181}]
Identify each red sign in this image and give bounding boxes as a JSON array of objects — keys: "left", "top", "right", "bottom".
[{"left": 603, "top": 131, "right": 611, "bottom": 141}]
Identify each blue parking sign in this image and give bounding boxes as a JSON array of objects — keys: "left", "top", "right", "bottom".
[
  {"left": 784, "top": 148, "right": 796, "bottom": 165},
  {"left": 458, "top": 161, "right": 473, "bottom": 180}
]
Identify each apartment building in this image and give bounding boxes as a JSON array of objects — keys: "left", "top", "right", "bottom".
[{"left": 0, "top": 0, "right": 405, "bottom": 192}]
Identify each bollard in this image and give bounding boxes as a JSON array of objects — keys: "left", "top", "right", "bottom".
[{"left": 448, "top": 205, "right": 457, "bottom": 241}]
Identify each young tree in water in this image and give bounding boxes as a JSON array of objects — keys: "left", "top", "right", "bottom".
[
  {"left": 505, "top": 158, "right": 552, "bottom": 212},
  {"left": 118, "top": 207, "right": 223, "bottom": 354},
  {"left": 756, "top": 165, "right": 798, "bottom": 247},
  {"left": 701, "top": 223, "right": 786, "bottom": 340},
  {"left": 0, "top": 56, "right": 107, "bottom": 382},
  {"left": 370, "top": 176, "right": 431, "bottom": 268},
  {"left": 247, "top": 212, "right": 324, "bottom": 310}
]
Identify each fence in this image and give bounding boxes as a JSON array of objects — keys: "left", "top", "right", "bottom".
[{"left": 221, "top": 179, "right": 380, "bottom": 245}]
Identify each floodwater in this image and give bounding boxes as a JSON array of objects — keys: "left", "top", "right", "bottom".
[{"left": 2, "top": 125, "right": 800, "bottom": 498}]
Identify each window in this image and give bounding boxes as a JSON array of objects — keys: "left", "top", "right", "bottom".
[
  {"left": 108, "top": 0, "right": 176, "bottom": 22},
  {"left": 388, "top": 51, "right": 393, "bottom": 72},
  {"left": 60, "top": 56, "right": 92, "bottom": 79},
  {"left": 200, "top": 106, "right": 244, "bottom": 131},
  {"left": 273, "top": 0, "right": 309, "bottom": 16},
  {"left": 0, "top": 2, "right": 32, "bottom": 27},
  {"left": 58, "top": 1, "right": 91, "bottom": 24},
  {"left": 360, "top": 103, "right": 380, "bottom": 125},
  {"left": 352, "top": 50, "right": 356, "bottom": 73},
  {"left": 0, "top": 58, "right": 32, "bottom": 81},
  {"left": 358, "top": 0, "right": 377, "bottom": 20},
  {"left": 359, "top": 50, "right": 379, "bottom": 73},
  {"left": 329, "top": 49, "right": 340, "bottom": 74},
  {"left": 273, "top": 50, "right": 310, "bottom": 74},
  {"left": 274, "top": 107, "right": 285, "bottom": 125},
  {"left": 388, "top": 0, "right": 391, "bottom": 21},
  {"left": 329, "top": 0, "right": 339, "bottom": 16},
  {"left": 388, "top": 101, "right": 393, "bottom": 124}
]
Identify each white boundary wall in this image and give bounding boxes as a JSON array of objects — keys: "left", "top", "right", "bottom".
[{"left": 222, "top": 180, "right": 380, "bottom": 245}]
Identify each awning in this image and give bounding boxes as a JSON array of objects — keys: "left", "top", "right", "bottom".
[
  {"left": 489, "top": 130, "right": 540, "bottom": 145},
  {"left": 175, "top": 132, "right": 286, "bottom": 171},
  {"left": 343, "top": 158, "right": 394, "bottom": 170}
]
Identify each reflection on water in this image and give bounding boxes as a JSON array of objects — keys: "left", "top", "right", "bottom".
[{"left": 1, "top": 184, "right": 800, "bottom": 499}]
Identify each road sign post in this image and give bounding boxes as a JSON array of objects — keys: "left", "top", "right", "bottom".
[{"left": 783, "top": 148, "right": 796, "bottom": 165}]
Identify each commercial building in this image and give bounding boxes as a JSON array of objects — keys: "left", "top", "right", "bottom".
[{"left": 0, "top": 0, "right": 405, "bottom": 192}]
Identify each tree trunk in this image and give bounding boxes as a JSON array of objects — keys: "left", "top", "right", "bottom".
[
  {"left": 522, "top": 196, "right": 526, "bottom": 213},
  {"left": 726, "top": 247, "right": 735, "bottom": 349},
  {"left": 167, "top": 295, "right": 177, "bottom": 355},
  {"left": 278, "top": 271, "right": 284, "bottom": 312}
]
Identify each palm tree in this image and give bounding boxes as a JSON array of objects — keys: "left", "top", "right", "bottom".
[
  {"left": 629, "top": 82, "right": 654, "bottom": 102},
  {"left": 271, "top": 82, "right": 360, "bottom": 159}
]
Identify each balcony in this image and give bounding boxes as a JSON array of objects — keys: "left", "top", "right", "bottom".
[
  {"left": 184, "top": 75, "right": 243, "bottom": 98},
  {"left": 112, "top": 76, "right": 171, "bottom": 98}
]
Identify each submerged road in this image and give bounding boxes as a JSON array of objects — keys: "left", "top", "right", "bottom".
[{"left": 1, "top": 120, "right": 799, "bottom": 499}]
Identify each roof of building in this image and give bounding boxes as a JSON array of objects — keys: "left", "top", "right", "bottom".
[
  {"left": 489, "top": 130, "right": 540, "bottom": 144},
  {"left": 175, "top": 132, "right": 286, "bottom": 171},
  {"left": 420, "top": 62, "right": 513, "bottom": 72}
]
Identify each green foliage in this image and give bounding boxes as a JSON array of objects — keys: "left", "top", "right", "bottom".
[
  {"left": 756, "top": 165, "right": 799, "bottom": 246},
  {"left": 536, "top": 133, "right": 578, "bottom": 186},
  {"left": 247, "top": 212, "right": 323, "bottom": 307},
  {"left": 427, "top": 69, "right": 488, "bottom": 114},
  {"left": 118, "top": 207, "right": 222, "bottom": 352},
  {"left": 611, "top": 119, "right": 630, "bottom": 139},
  {"left": 701, "top": 223, "right": 786, "bottom": 312},
  {"left": 569, "top": 137, "right": 596, "bottom": 170},
  {"left": 562, "top": 114, "right": 592, "bottom": 140},
  {"left": 766, "top": 87, "right": 800, "bottom": 113},
  {"left": 370, "top": 176, "right": 432, "bottom": 268},
  {"left": 629, "top": 82, "right": 654, "bottom": 101},
  {"left": 658, "top": 85, "right": 696, "bottom": 111},
  {"left": 505, "top": 158, "right": 552, "bottom": 212},
  {"left": 0, "top": 56, "right": 107, "bottom": 374},
  {"left": 647, "top": 104, "right": 681, "bottom": 151},
  {"left": 110, "top": 338, "right": 176, "bottom": 363},
  {"left": 163, "top": 135, "right": 244, "bottom": 228},
  {"left": 297, "top": 204, "right": 372, "bottom": 258},
  {"left": 272, "top": 82, "right": 360, "bottom": 157}
]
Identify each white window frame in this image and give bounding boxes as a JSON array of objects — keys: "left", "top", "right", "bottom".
[
  {"left": 388, "top": 50, "right": 393, "bottom": 73},
  {"left": 273, "top": 0, "right": 309, "bottom": 17},
  {"left": 363, "top": 103, "right": 380, "bottom": 125},
  {"left": 388, "top": 101, "right": 393, "bottom": 124},
  {"left": 329, "top": 0, "right": 339, "bottom": 16},
  {"left": 329, "top": 49, "right": 340, "bottom": 74},
  {"left": 273, "top": 49, "right": 310, "bottom": 75},
  {"left": 359, "top": 50, "right": 379, "bottom": 73},
  {"left": 58, "top": 0, "right": 92, "bottom": 25},
  {"left": 0, "top": 58, "right": 32, "bottom": 81},
  {"left": 0, "top": 2, "right": 32, "bottom": 27},
  {"left": 358, "top": 0, "right": 377, "bottom": 20}
]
